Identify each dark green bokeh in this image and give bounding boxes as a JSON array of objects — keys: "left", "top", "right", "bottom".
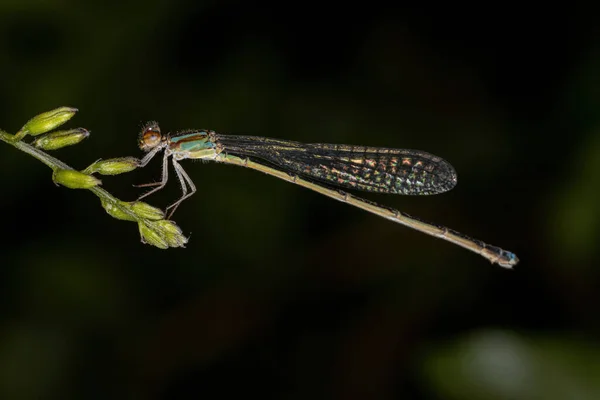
[{"left": 1, "top": 2, "right": 599, "bottom": 399}]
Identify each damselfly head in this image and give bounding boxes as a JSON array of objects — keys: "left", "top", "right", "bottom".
[{"left": 139, "top": 121, "right": 163, "bottom": 152}]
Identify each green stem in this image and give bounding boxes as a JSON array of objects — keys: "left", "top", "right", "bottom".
[
  {"left": 0, "top": 128, "right": 146, "bottom": 220},
  {"left": 0, "top": 128, "right": 187, "bottom": 249},
  {"left": 1, "top": 129, "right": 71, "bottom": 170}
]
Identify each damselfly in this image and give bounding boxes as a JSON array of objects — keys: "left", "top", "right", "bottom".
[{"left": 135, "top": 122, "right": 518, "bottom": 268}]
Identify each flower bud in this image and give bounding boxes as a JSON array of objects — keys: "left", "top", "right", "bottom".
[
  {"left": 21, "top": 107, "right": 78, "bottom": 136},
  {"left": 52, "top": 169, "right": 101, "bottom": 189},
  {"left": 83, "top": 157, "right": 139, "bottom": 175},
  {"left": 138, "top": 221, "right": 169, "bottom": 249},
  {"left": 131, "top": 202, "right": 165, "bottom": 220},
  {"left": 153, "top": 220, "right": 188, "bottom": 247},
  {"left": 32, "top": 128, "right": 89, "bottom": 150},
  {"left": 101, "top": 199, "right": 136, "bottom": 221}
]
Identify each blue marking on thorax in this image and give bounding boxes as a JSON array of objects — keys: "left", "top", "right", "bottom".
[{"left": 170, "top": 131, "right": 216, "bottom": 152}]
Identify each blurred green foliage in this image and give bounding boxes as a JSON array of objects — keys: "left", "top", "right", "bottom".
[{"left": 1, "top": 2, "right": 599, "bottom": 399}]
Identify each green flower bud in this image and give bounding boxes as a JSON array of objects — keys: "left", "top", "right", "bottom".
[
  {"left": 153, "top": 220, "right": 188, "bottom": 247},
  {"left": 101, "top": 199, "right": 136, "bottom": 221},
  {"left": 21, "top": 107, "right": 78, "bottom": 136},
  {"left": 83, "top": 157, "right": 139, "bottom": 175},
  {"left": 32, "top": 128, "right": 89, "bottom": 150},
  {"left": 138, "top": 221, "right": 169, "bottom": 249},
  {"left": 130, "top": 202, "right": 165, "bottom": 220},
  {"left": 52, "top": 169, "right": 101, "bottom": 189}
]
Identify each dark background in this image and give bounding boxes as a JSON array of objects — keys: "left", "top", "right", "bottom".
[{"left": 1, "top": 2, "right": 599, "bottom": 399}]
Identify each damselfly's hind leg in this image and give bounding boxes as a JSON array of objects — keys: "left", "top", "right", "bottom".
[
  {"left": 134, "top": 181, "right": 164, "bottom": 189},
  {"left": 136, "top": 152, "right": 170, "bottom": 201},
  {"left": 165, "top": 159, "right": 197, "bottom": 219},
  {"left": 134, "top": 181, "right": 163, "bottom": 188}
]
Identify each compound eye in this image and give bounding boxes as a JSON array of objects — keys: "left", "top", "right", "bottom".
[{"left": 139, "top": 121, "right": 162, "bottom": 151}]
